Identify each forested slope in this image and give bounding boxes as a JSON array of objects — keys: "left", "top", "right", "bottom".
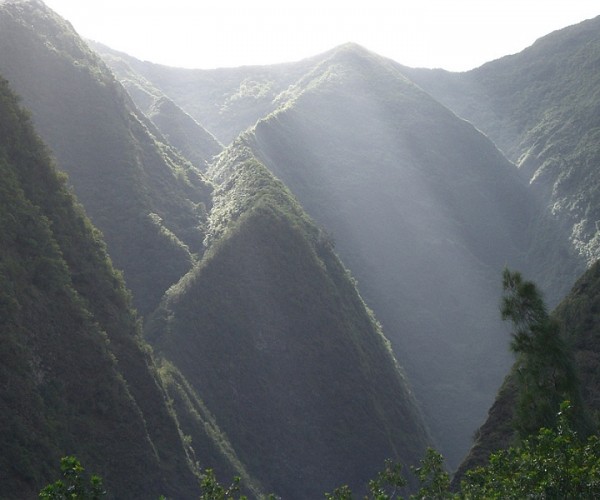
[
  {"left": 146, "top": 143, "right": 432, "bottom": 498},
  {"left": 89, "top": 42, "right": 223, "bottom": 171},
  {"left": 93, "top": 41, "right": 325, "bottom": 144},
  {"left": 454, "top": 260, "right": 600, "bottom": 483},
  {"left": 0, "top": 75, "right": 200, "bottom": 499},
  {"left": 405, "top": 16, "right": 600, "bottom": 265},
  {"left": 244, "top": 44, "right": 581, "bottom": 466},
  {"left": 99, "top": 36, "right": 586, "bottom": 467},
  {"left": 0, "top": 0, "right": 214, "bottom": 315},
  {"left": 5, "top": 1, "right": 596, "bottom": 489}
]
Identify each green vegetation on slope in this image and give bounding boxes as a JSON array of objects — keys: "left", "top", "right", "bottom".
[
  {"left": 169, "top": 402, "right": 600, "bottom": 499},
  {"left": 43, "top": 409, "right": 600, "bottom": 499},
  {"left": 455, "top": 262, "right": 600, "bottom": 483},
  {"left": 242, "top": 43, "right": 581, "bottom": 467},
  {"left": 0, "top": 0, "right": 214, "bottom": 315},
  {"left": 501, "top": 269, "right": 589, "bottom": 438},
  {"left": 406, "top": 16, "right": 600, "bottom": 265},
  {"left": 93, "top": 41, "right": 328, "bottom": 145},
  {"left": 147, "top": 144, "right": 431, "bottom": 499},
  {"left": 88, "top": 43, "right": 223, "bottom": 171},
  {"left": 146, "top": 95, "right": 223, "bottom": 171},
  {"left": 0, "top": 75, "right": 199, "bottom": 498}
]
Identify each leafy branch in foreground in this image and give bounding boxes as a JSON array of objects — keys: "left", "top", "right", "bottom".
[
  {"left": 199, "top": 468, "right": 246, "bottom": 500},
  {"left": 199, "top": 468, "right": 278, "bottom": 500},
  {"left": 42, "top": 403, "right": 600, "bottom": 499},
  {"left": 39, "top": 456, "right": 105, "bottom": 499},
  {"left": 324, "top": 403, "right": 600, "bottom": 499},
  {"left": 325, "top": 450, "right": 450, "bottom": 500},
  {"left": 461, "top": 401, "right": 600, "bottom": 499}
]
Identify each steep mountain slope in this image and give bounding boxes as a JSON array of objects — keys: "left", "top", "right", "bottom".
[
  {"left": 0, "top": 0, "right": 213, "bottom": 315},
  {"left": 146, "top": 143, "right": 432, "bottom": 498},
  {"left": 145, "top": 95, "right": 222, "bottom": 171},
  {"left": 454, "top": 260, "right": 600, "bottom": 483},
  {"left": 93, "top": 42, "right": 323, "bottom": 144},
  {"left": 0, "top": 75, "right": 200, "bottom": 499},
  {"left": 243, "top": 44, "right": 583, "bottom": 466},
  {"left": 89, "top": 42, "right": 223, "bottom": 171},
  {"left": 101, "top": 37, "right": 584, "bottom": 466},
  {"left": 405, "top": 16, "right": 600, "bottom": 265}
]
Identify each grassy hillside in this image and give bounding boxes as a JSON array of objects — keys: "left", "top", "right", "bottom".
[
  {"left": 0, "top": 0, "right": 213, "bottom": 315},
  {"left": 242, "top": 43, "right": 582, "bottom": 467},
  {"left": 147, "top": 143, "right": 432, "bottom": 498},
  {"left": 406, "top": 16, "right": 600, "bottom": 265},
  {"left": 0, "top": 74, "right": 200, "bottom": 499}
]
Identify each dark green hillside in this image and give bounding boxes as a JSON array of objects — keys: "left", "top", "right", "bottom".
[
  {"left": 406, "top": 16, "right": 600, "bottom": 265},
  {"left": 454, "top": 261, "right": 600, "bottom": 483},
  {"left": 245, "top": 44, "right": 582, "bottom": 467},
  {"left": 0, "top": 0, "right": 213, "bottom": 315},
  {"left": 0, "top": 75, "right": 199, "bottom": 498},
  {"left": 556, "top": 261, "right": 600, "bottom": 415},
  {"left": 93, "top": 42, "right": 325, "bottom": 144},
  {"left": 147, "top": 144, "right": 432, "bottom": 499}
]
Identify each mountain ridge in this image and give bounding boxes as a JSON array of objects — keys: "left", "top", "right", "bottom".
[
  {"left": 96, "top": 30, "right": 586, "bottom": 467},
  {"left": 3, "top": 2, "right": 598, "bottom": 493}
]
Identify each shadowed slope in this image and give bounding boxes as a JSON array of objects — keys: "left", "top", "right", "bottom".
[
  {"left": 0, "top": 0, "right": 213, "bottom": 315},
  {"left": 90, "top": 42, "right": 223, "bottom": 171},
  {"left": 0, "top": 75, "right": 199, "bottom": 499},
  {"left": 147, "top": 143, "right": 432, "bottom": 498}
]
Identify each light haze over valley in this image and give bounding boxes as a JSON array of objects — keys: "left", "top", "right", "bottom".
[{"left": 1, "top": 0, "right": 600, "bottom": 498}]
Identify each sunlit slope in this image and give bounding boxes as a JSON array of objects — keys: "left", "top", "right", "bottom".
[
  {"left": 93, "top": 42, "right": 323, "bottom": 144},
  {"left": 406, "top": 16, "right": 600, "bottom": 265},
  {"left": 244, "top": 44, "right": 581, "bottom": 467},
  {"left": 147, "top": 144, "right": 432, "bottom": 499},
  {"left": 0, "top": 75, "right": 199, "bottom": 499},
  {"left": 0, "top": 0, "right": 213, "bottom": 315},
  {"left": 454, "top": 259, "right": 600, "bottom": 482}
]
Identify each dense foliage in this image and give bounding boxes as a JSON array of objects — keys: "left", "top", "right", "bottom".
[
  {"left": 455, "top": 262, "right": 600, "bottom": 480},
  {"left": 461, "top": 402, "right": 600, "bottom": 499},
  {"left": 173, "top": 404, "right": 600, "bottom": 499},
  {"left": 44, "top": 411, "right": 600, "bottom": 499},
  {"left": 5, "top": 3, "right": 600, "bottom": 499},
  {"left": 39, "top": 457, "right": 105, "bottom": 500},
  {"left": 0, "top": 73, "right": 198, "bottom": 498}
]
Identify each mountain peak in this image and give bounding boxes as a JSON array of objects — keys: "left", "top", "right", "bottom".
[{"left": 331, "top": 41, "right": 371, "bottom": 56}]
